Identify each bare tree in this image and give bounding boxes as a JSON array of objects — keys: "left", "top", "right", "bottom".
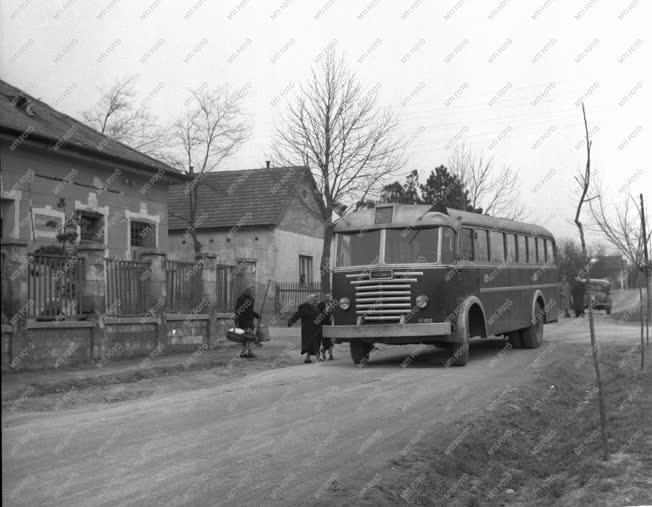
[
  {"left": 448, "top": 144, "right": 530, "bottom": 220},
  {"left": 574, "top": 103, "right": 608, "bottom": 460},
  {"left": 82, "top": 76, "right": 169, "bottom": 157},
  {"left": 271, "top": 51, "right": 405, "bottom": 288},
  {"left": 168, "top": 85, "right": 251, "bottom": 254},
  {"left": 589, "top": 183, "right": 649, "bottom": 367}
]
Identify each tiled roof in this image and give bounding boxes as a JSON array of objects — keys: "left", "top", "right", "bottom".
[
  {"left": 0, "top": 79, "right": 183, "bottom": 179},
  {"left": 168, "top": 166, "right": 321, "bottom": 230}
]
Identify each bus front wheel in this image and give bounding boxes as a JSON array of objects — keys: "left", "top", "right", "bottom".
[
  {"left": 350, "top": 341, "right": 373, "bottom": 364},
  {"left": 448, "top": 341, "right": 469, "bottom": 366}
]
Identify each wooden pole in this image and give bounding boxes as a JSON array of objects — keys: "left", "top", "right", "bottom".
[
  {"left": 255, "top": 278, "right": 271, "bottom": 334},
  {"left": 640, "top": 193, "right": 650, "bottom": 345}
]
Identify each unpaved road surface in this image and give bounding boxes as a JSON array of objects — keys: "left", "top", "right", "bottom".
[{"left": 2, "top": 315, "right": 642, "bottom": 506}]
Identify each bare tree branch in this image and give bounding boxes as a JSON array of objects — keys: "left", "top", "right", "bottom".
[
  {"left": 270, "top": 50, "right": 405, "bottom": 288},
  {"left": 448, "top": 144, "right": 530, "bottom": 220},
  {"left": 82, "top": 76, "right": 170, "bottom": 157}
]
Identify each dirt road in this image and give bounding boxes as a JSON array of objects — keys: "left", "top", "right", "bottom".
[{"left": 2, "top": 316, "right": 643, "bottom": 506}]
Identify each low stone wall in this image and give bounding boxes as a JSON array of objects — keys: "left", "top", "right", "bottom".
[
  {"left": 8, "top": 321, "right": 94, "bottom": 371},
  {"left": 1, "top": 310, "right": 237, "bottom": 373},
  {"left": 167, "top": 314, "right": 209, "bottom": 352},
  {"left": 103, "top": 317, "right": 159, "bottom": 361}
]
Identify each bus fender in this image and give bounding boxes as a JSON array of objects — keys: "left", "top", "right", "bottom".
[
  {"left": 531, "top": 289, "right": 545, "bottom": 324},
  {"left": 455, "top": 296, "right": 488, "bottom": 342}
]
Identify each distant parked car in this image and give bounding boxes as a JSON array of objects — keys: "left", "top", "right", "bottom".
[{"left": 584, "top": 279, "right": 612, "bottom": 314}]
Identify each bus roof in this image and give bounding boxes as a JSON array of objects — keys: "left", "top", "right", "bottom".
[{"left": 333, "top": 204, "right": 554, "bottom": 237}]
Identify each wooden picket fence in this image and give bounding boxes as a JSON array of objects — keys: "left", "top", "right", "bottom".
[
  {"left": 216, "top": 264, "right": 236, "bottom": 311},
  {"left": 27, "top": 253, "right": 84, "bottom": 320},
  {"left": 166, "top": 260, "right": 203, "bottom": 313},
  {"left": 105, "top": 258, "right": 150, "bottom": 316},
  {"left": 275, "top": 281, "right": 325, "bottom": 316}
]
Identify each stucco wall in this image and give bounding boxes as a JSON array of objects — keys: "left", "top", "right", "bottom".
[
  {"left": 0, "top": 142, "right": 170, "bottom": 259},
  {"left": 273, "top": 228, "right": 324, "bottom": 285}
]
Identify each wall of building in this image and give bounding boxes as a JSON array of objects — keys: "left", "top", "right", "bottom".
[
  {"left": 0, "top": 142, "right": 170, "bottom": 259},
  {"left": 168, "top": 227, "right": 278, "bottom": 318}
]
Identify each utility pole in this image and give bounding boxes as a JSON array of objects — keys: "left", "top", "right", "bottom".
[{"left": 640, "top": 193, "right": 649, "bottom": 345}]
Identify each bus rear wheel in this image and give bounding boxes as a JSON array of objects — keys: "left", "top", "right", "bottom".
[
  {"left": 520, "top": 312, "right": 544, "bottom": 349},
  {"left": 350, "top": 341, "right": 373, "bottom": 364}
]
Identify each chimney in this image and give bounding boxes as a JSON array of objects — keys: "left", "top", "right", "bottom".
[{"left": 265, "top": 160, "right": 271, "bottom": 169}]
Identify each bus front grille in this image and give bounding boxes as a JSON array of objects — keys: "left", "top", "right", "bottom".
[{"left": 350, "top": 273, "right": 421, "bottom": 321}]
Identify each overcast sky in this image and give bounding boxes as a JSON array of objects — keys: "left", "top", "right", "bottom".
[{"left": 2, "top": 0, "right": 650, "bottom": 244}]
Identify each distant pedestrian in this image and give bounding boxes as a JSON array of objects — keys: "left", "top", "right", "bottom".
[
  {"left": 317, "top": 293, "right": 335, "bottom": 360},
  {"left": 288, "top": 294, "right": 321, "bottom": 363},
  {"left": 235, "top": 286, "right": 260, "bottom": 358},
  {"left": 571, "top": 277, "right": 586, "bottom": 318},
  {"left": 559, "top": 274, "right": 571, "bottom": 318}
]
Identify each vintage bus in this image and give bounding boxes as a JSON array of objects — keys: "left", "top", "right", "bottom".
[{"left": 322, "top": 204, "right": 559, "bottom": 366}]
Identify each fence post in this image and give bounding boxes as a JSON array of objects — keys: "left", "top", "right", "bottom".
[
  {"left": 140, "top": 249, "right": 168, "bottom": 348},
  {"left": 196, "top": 252, "right": 219, "bottom": 348},
  {"left": 77, "top": 245, "right": 106, "bottom": 317},
  {"left": 76, "top": 244, "right": 107, "bottom": 361},
  {"left": 1, "top": 240, "right": 30, "bottom": 369}
]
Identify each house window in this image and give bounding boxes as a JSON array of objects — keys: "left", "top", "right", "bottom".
[
  {"left": 130, "top": 220, "right": 156, "bottom": 248},
  {"left": 299, "top": 255, "right": 313, "bottom": 285},
  {"left": 79, "top": 210, "right": 103, "bottom": 242}
]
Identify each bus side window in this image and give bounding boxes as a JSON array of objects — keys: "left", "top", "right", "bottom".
[
  {"left": 527, "top": 237, "right": 537, "bottom": 264},
  {"left": 475, "top": 229, "right": 489, "bottom": 262},
  {"left": 489, "top": 230, "right": 504, "bottom": 262},
  {"left": 538, "top": 238, "right": 546, "bottom": 262},
  {"left": 441, "top": 227, "right": 455, "bottom": 264},
  {"left": 506, "top": 233, "right": 517, "bottom": 263},
  {"left": 517, "top": 235, "right": 527, "bottom": 263},
  {"left": 459, "top": 228, "right": 474, "bottom": 261},
  {"left": 546, "top": 239, "right": 555, "bottom": 263}
]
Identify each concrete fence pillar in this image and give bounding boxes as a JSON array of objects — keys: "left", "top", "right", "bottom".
[
  {"left": 140, "top": 249, "right": 168, "bottom": 347},
  {"left": 76, "top": 244, "right": 106, "bottom": 318},
  {"left": 1, "top": 240, "right": 30, "bottom": 368},
  {"left": 196, "top": 252, "right": 219, "bottom": 348}
]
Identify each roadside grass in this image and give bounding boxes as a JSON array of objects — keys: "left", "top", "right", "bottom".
[{"left": 357, "top": 344, "right": 651, "bottom": 506}]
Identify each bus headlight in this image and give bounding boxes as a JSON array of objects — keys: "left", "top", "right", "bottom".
[
  {"left": 416, "top": 295, "right": 429, "bottom": 309},
  {"left": 339, "top": 297, "right": 350, "bottom": 310}
]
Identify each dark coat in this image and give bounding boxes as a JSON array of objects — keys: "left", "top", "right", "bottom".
[
  {"left": 317, "top": 301, "right": 335, "bottom": 349},
  {"left": 316, "top": 301, "right": 335, "bottom": 326},
  {"left": 235, "top": 294, "right": 259, "bottom": 329},
  {"left": 288, "top": 302, "right": 321, "bottom": 355}
]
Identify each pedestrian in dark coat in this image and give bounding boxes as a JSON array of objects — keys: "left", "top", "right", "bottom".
[
  {"left": 288, "top": 294, "right": 321, "bottom": 363},
  {"left": 559, "top": 274, "right": 571, "bottom": 317},
  {"left": 235, "top": 286, "right": 260, "bottom": 358},
  {"left": 571, "top": 278, "right": 586, "bottom": 318},
  {"left": 317, "top": 293, "right": 335, "bottom": 360}
]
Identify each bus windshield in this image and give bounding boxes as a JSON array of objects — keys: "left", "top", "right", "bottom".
[
  {"left": 385, "top": 226, "right": 455, "bottom": 264},
  {"left": 336, "top": 230, "right": 381, "bottom": 267}
]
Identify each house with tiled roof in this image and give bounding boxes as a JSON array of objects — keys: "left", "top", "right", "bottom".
[
  {"left": 0, "top": 79, "right": 186, "bottom": 258},
  {"left": 168, "top": 164, "right": 327, "bottom": 311}
]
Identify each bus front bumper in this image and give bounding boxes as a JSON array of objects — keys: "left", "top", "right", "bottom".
[{"left": 323, "top": 322, "right": 452, "bottom": 343}]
